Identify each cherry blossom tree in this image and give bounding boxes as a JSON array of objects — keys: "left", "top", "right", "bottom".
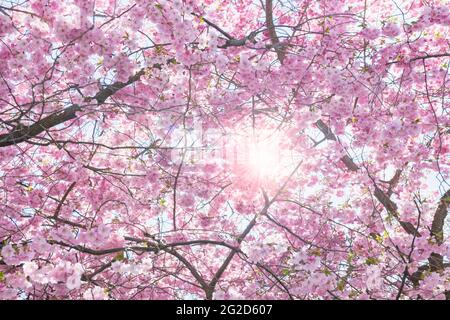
[{"left": 0, "top": 0, "right": 449, "bottom": 300}]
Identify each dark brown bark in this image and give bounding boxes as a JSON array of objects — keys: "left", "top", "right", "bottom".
[
  {"left": 0, "top": 104, "right": 82, "bottom": 147},
  {"left": 0, "top": 63, "right": 172, "bottom": 148},
  {"left": 430, "top": 189, "right": 450, "bottom": 244},
  {"left": 315, "top": 118, "right": 422, "bottom": 237},
  {"left": 265, "top": 0, "right": 285, "bottom": 63}
]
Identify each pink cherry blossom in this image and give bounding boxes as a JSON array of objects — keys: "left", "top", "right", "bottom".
[
  {"left": 382, "top": 23, "right": 401, "bottom": 37},
  {"left": 83, "top": 286, "right": 108, "bottom": 300},
  {"left": 22, "top": 261, "right": 39, "bottom": 276},
  {"left": 366, "top": 265, "right": 383, "bottom": 291},
  {"left": 66, "top": 274, "right": 82, "bottom": 290},
  {"left": 1, "top": 244, "right": 16, "bottom": 265},
  {"left": 360, "top": 27, "right": 380, "bottom": 40},
  {"left": 30, "top": 237, "right": 52, "bottom": 254},
  {"left": 0, "top": 0, "right": 448, "bottom": 301}
]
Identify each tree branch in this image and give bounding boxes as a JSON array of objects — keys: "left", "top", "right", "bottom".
[
  {"left": 265, "top": 0, "right": 285, "bottom": 63},
  {"left": 0, "top": 60, "right": 175, "bottom": 148},
  {"left": 0, "top": 105, "right": 82, "bottom": 147}
]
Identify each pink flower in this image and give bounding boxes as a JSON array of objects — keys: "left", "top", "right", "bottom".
[
  {"left": 72, "top": 263, "right": 84, "bottom": 276},
  {"left": 146, "top": 171, "right": 160, "bottom": 183},
  {"left": 214, "top": 290, "right": 226, "bottom": 300},
  {"left": 239, "top": 52, "right": 252, "bottom": 72},
  {"left": 96, "top": 224, "right": 111, "bottom": 241},
  {"left": 360, "top": 28, "right": 380, "bottom": 40},
  {"left": 382, "top": 23, "right": 401, "bottom": 37},
  {"left": 366, "top": 265, "right": 383, "bottom": 290},
  {"left": 179, "top": 194, "right": 195, "bottom": 207},
  {"left": 30, "top": 237, "right": 51, "bottom": 254},
  {"left": 80, "top": 229, "right": 98, "bottom": 244},
  {"left": 199, "top": 214, "right": 211, "bottom": 227},
  {"left": 215, "top": 54, "right": 228, "bottom": 72},
  {"left": 23, "top": 261, "right": 38, "bottom": 276},
  {"left": 1, "top": 244, "right": 16, "bottom": 265},
  {"left": 83, "top": 286, "right": 108, "bottom": 300},
  {"left": 58, "top": 225, "right": 74, "bottom": 240},
  {"left": 111, "top": 261, "right": 123, "bottom": 273},
  {"left": 291, "top": 250, "right": 308, "bottom": 265},
  {"left": 0, "top": 286, "right": 17, "bottom": 299},
  {"left": 50, "top": 262, "right": 71, "bottom": 282},
  {"left": 66, "top": 274, "right": 82, "bottom": 290}
]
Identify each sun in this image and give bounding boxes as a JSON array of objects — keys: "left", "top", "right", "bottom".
[
  {"left": 248, "top": 136, "right": 281, "bottom": 179},
  {"left": 204, "top": 126, "right": 296, "bottom": 188}
]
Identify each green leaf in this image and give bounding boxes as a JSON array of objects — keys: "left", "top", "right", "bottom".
[
  {"left": 347, "top": 251, "right": 356, "bottom": 263},
  {"left": 365, "top": 257, "right": 379, "bottom": 265},
  {"left": 113, "top": 251, "right": 125, "bottom": 262},
  {"left": 281, "top": 268, "right": 291, "bottom": 276},
  {"left": 0, "top": 271, "right": 5, "bottom": 282},
  {"left": 372, "top": 233, "right": 383, "bottom": 243},
  {"left": 158, "top": 198, "right": 167, "bottom": 207},
  {"left": 322, "top": 268, "right": 332, "bottom": 276}
]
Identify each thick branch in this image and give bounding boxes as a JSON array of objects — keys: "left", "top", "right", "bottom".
[
  {"left": 0, "top": 61, "right": 174, "bottom": 148},
  {"left": 53, "top": 182, "right": 76, "bottom": 219},
  {"left": 406, "top": 190, "right": 450, "bottom": 295},
  {"left": 430, "top": 189, "right": 450, "bottom": 244},
  {"left": 207, "top": 214, "right": 259, "bottom": 298},
  {"left": 265, "top": 0, "right": 285, "bottom": 63},
  {"left": 0, "top": 105, "right": 81, "bottom": 147},
  {"left": 192, "top": 12, "right": 257, "bottom": 49},
  {"left": 315, "top": 119, "right": 420, "bottom": 236},
  {"left": 387, "top": 53, "right": 450, "bottom": 65},
  {"left": 315, "top": 119, "right": 359, "bottom": 172},
  {"left": 93, "top": 68, "right": 145, "bottom": 104}
]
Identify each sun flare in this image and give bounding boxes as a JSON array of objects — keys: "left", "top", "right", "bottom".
[{"left": 248, "top": 137, "right": 281, "bottom": 178}]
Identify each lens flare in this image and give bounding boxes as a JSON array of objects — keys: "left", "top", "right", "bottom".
[{"left": 248, "top": 136, "right": 281, "bottom": 179}]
